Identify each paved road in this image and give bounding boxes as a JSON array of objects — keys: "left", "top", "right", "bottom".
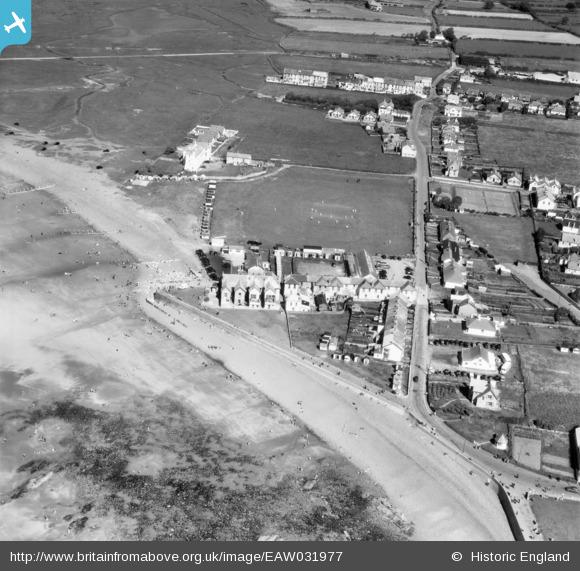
[{"left": 404, "top": 53, "right": 580, "bottom": 540}]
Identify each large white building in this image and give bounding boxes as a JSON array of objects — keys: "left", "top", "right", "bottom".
[{"left": 376, "top": 295, "right": 409, "bottom": 362}]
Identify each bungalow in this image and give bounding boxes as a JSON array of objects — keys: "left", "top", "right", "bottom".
[
  {"left": 484, "top": 168, "right": 502, "bottom": 185},
  {"left": 441, "top": 82, "right": 452, "bottom": 95},
  {"left": 443, "top": 140, "right": 464, "bottom": 153},
  {"left": 361, "top": 110, "right": 378, "bottom": 126},
  {"left": 326, "top": 106, "right": 346, "bottom": 120},
  {"left": 546, "top": 102, "right": 567, "bottom": 118},
  {"left": 469, "top": 375, "right": 500, "bottom": 411},
  {"left": 465, "top": 317, "right": 496, "bottom": 338},
  {"left": 444, "top": 104, "right": 463, "bottom": 118},
  {"left": 344, "top": 109, "right": 361, "bottom": 122},
  {"left": 392, "top": 109, "right": 412, "bottom": 123},
  {"left": 460, "top": 346, "right": 496, "bottom": 373},
  {"left": 507, "top": 99, "right": 524, "bottom": 112},
  {"left": 401, "top": 142, "right": 417, "bottom": 158},
  {"left": 526, "top": 100, "right": 546, "bottom": 115},
  {"left": 504, "top": 171, "right": 522, "bottom": 188},
  {"left": 443, "top": 262, "right": 466, "bottom": 289}
]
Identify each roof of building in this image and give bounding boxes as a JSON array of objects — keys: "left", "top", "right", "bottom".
[{"left": 466, "top": 318, "right": 496, "bottom": 332}]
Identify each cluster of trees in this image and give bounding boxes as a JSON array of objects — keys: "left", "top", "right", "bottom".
[{"left": 432, "top": 188, "right": 463, "bottom": 211}]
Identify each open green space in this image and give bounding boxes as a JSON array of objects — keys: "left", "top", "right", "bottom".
[
  {"left": 456, "top": 38, "right": 580, "bottom": 59},
  {"left": 530, "top": 497, "right": 580, "bottom": 541},
  {"left": 478, "top": 115, "right": 580, "bottom": 184},
  {"left": 452, "top": 214, "right": 537, "bottom": 263},
  {"left": 211, "top": 97, "right": 415, "bottom": 173},
  {"left": 212, "top": 166, "right": 414, "bottom": 255}
]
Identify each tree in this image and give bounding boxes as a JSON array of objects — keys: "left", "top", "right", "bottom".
[
  {"left": 429, "top": 29, "right": 436, "bottom": 39},
  {"left": 442, "top": 27, "right": 456, "bottom": 44},
  {"left": 562, "top": 16, "right": 570, "bottom": 25},
  {"left": 415, "top": 29, "right": 429, "bottom": 43},
  {"left": 484, "top": 0, "right": 495, "bottom": 9},
  {"left": 554, "top": 307, "right": 569, "bottom": 322},
  {"left": 566, "top": 2, "right": 576, "bottom": 12},
  {"left": 451, "top": 195, "right": 463, "bottom": 210}
]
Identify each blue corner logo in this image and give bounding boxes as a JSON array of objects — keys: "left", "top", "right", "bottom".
[{"left": 1, "top": 1, "right": 31, "bottom": 53}]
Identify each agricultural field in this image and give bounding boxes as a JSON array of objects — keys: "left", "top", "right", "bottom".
[
  {"left": 439, "top": 15, "right": 550, "bottom": 30},
  {"left": 456, "top": 38, "right": 580, "bottom": 60},
  {"left": 431, "top": 182, "right": 520, "bottom": 215},
  {"left": 441, "top": 0, "right": 519, "bottom": 13},
  {"left": 500, "top": 57, "right": 580, "bottom": 74},
  {"left": 280, "top": 33, "right": 451, "bottom": 61},
  {"left": 478, "top": 115, "right": 580, "bottom": 184},
  {"left": 503, "top": 0, "right": 580, "bottom": 36},
  {"left": 519, "top": 345, "right": 580, "bottom": 431},
  {"left": 482, "top": 78, "right": 579, "bottom": 99},
  {"left": 211, "top": 166, "right": 414, "bottom": 255},
  {"left": 452, "top": 27, "right": 580, "bottom": 44},
  {"left": 275, "top": 18, "right": 427, "bottom": 37},
  {"left": 530, "top": 498, "right": 580, "bottom": 541},
  {"left": 213, "top": 97, "right": 415, "bottom": 174},
  {"left": 452, "top": 213, "right": 537, "bottom": 263},
  {"left": 267, "top": 0, "right": 428, "bottom": 22},
  {"left": 269, "top": 54, "right": 445, "bottom": 79}
]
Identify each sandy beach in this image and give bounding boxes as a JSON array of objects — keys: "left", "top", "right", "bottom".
[{"left": 0, "top": 136, "right": 514, "bottom": 540}]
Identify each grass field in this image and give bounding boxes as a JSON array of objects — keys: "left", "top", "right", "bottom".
[
  {"left": 453, "top": 27, "right": 580, "bottom": 44},
  {"left": 211, "top": 166, "right": 414, "bottom": 255},
  {"left": 275, "top": 18, "right": 427, "bottom": 37},
  {"left": 478, "top": 115, "right": 580, "bottom": 184},
  {"left": 431, "top": 182, "right": 520, "bottom": 215},
  {"left": 456, "top": 39, "right": 580, "bottom": 59},
  {"left": 268, "top": 0, "right": 428, "bottom": 22},
  {"left": 503, "top": 0, "right": 580, "bottom": 36},
  {"left": 439, "top": 15, "right": 550, "bottom": 30},
  {"left": 530, "top": 498, "right": 580, "bottom": 541},
  {"left": 280, "top": 33, "right": 451, "bottom": 61},
  {"left": 210, "top": 97, "right": 415, "bottom": 174},
  {"left": 519, "top": 345, "right": 580, "bottom": 431},
  {"left": 483, "top": 78, "right": 579, "bottom": 99},
  {"left": 452, "top": 214, "right": 537, "bottom": 263},
  {"left": 501, "top": 56, "right": 580, "bottom": 74},
  {"left": 270, "top": 54, "right": 444, "bottom": 79}
]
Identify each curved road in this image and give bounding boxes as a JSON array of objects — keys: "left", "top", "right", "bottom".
[{"left": 405, "top": 53, "right": 580, "bottom": 541}]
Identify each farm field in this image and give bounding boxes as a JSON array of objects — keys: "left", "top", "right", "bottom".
[
  {"left": 267, "top": 0, "right": 428, "bottom": 22},
  {"left": 501, "top": 57, "right": 580, "bottom": 74},
  {"left": 431, "top": 182, "right": 520, "bottom": 215},
  {"left": 275, "top": 18, "right": 427, "bottom": 37},
  {"left": 503, "top": 0, "right": 580, "bottom": 36},
  {"left": 482, "top": 78, "right": 579, "bottom": 99},
  {"left": 439, "top": 16, "right": 550, "bottom": 30},
  {"left": 269, "top": 54, "right": 445, "bottom": 79},
  {"left": 456, "top": 39, "right": 580, "bottom": 60},
  {"left": 280, "top": 33, "right": 450, "bottom": 60},
  {"left": 452, "top": 214, "right": 537, "bottom": 263},
  {"left": 211, "top": 166, "right": 414, "bottom": 255},
  {"left": 441, "top": 0, "right": 518, "bottom": 13},
  {"left": 213, "top": 97, "right": 415, "bottom": 174},
  {"left": 452, "top": 27, "right": 580, "bottom": 44},
  {"left": 478, "top": 115, "right": 580, "bottom": 184}
]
